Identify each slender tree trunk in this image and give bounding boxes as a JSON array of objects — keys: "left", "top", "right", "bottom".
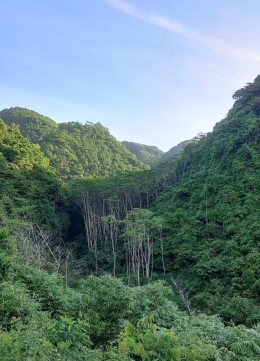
[{"left": 160, "top": 225, "right": 166, "bottom": 275}]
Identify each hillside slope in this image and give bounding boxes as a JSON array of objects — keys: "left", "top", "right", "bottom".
[
  {"left": 68, "top": 75, "right": 260, "bottom": 326},
  {"left": 0, "top": 118, "right": 67, "bottom": 236},
  {"left": 151, "top": 75, "right": 260, "bottom": 324},
  {"left": 122, "top": 140, "right": 191, "bottom": 166},
  {"left": 122, "top": 141, "right": 163, "bottom": 167},
  {"left": 0, "top": 107, "right": 149, "bottom": 180},
  {"left": 159, "top": 139, "right": 191, "bottom": 162}
]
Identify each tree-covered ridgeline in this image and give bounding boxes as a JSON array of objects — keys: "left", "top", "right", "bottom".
[
  {"left": 0, "top": 107, "right": 149, "bottom": 180},
  {"left": 122, "top": 141, "right": 164, "bottom": 167},
  {"left": 159, "top": 139, "right": 192, "bottom": 162},
  {"left": 122, "top": 139, "right": 191, "bottom": 166}
]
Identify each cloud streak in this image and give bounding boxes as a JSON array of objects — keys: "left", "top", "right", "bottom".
[{"left": 105, "top": 0, "right": 260, "bottom": 62}]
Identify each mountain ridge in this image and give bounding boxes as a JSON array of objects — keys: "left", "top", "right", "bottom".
[
  {"left": 0, "top": 107, "right": 149, "bottom": 180},
  {"left": 122, "top": 139, "right": 191, "bottom": 167}
]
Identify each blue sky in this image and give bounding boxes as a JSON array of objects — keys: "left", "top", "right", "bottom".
[{"left": 1, "top": 0, "right": 260, "bottom": 151}]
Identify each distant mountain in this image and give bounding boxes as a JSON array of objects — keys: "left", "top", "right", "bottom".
[
  {"left": 0, "top": 107, "right": 149, "bottom": 180},
  {"left": 159, "top": 140, "right": 191, "bottom": 162},
  {"left": 122, "top": 141, "right": 163, "bottom": 167},
  {"left": 122, "top": 140, "right": 191, "bottom": 166}
]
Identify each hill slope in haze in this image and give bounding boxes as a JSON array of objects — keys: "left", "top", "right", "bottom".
[
  {"left": 159, "top": 139, "right": 191, "bottom": 162},
  {"left": 122, "top": 140, "right": 191, "bottom": 167},
  {"left": 122, "top": 141, "right": 164, "bottom": 167},
  {"left": 0, "top": 107, "right": 149, "bottom": 180}
]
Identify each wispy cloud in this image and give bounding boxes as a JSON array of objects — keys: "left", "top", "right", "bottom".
[
  {"left": 105, "top": 0, "right": 201, "bottom": 39},
  {"left": 105, "top": 0, "right": 260, "bottom": 62}
]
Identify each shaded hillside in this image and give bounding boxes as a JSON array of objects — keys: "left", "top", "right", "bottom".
[
  {"left": 0, "top": 118, "right": 67, "bottom": 236},
  {"left": 160, "top": 139, "right": 191, "bottom": 162},
  {"left": 0, "top": 107, "right": 149, "bottom": 180},
  {"left": 122, "top": 140, "right": 191, "bottom": 167},
  {"left": 122, "top": 141, "right": 163, "bottom": 167}
]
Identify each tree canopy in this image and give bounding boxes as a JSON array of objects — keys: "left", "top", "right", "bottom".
[
  {"left": 0, "top": 107, "right": 149, "bottom": 180},
  {"left": 2, "top": 75, "right": 260, "bottom": 359}
]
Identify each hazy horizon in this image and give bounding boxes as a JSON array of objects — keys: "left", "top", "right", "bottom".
[{"left": 1, "top": 0, "right": 260, "bottom": 151}]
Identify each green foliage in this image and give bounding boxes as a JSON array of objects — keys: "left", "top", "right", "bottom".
[
  {"left": 0, "top": 118, "right": 49, "bottom": 169},
  {"left": 119, "top": 316, "right": 183, "bottom": 361},
  {"left": 2, "top": 76, "right": 260, "bottom": 359},
  {"left": 122, "top": 140, "right": 191, "bottom": 167},
  {"left": 79, "top": 274, "right": 131, "bottom": 345},
  {"left": 1, "top": 255, "right": 260, "bottom": 360},
  {"left": 0, "top": 253, "right": 17, "bottom": 287},
  {"left": 68, "top": 75, "right": 260, "bottom": 326},
  {"left": 0, "top": 321, "right": 58, "bottom": 361},
  {"left": 122, "top": 141, "right": 164, "bottom": 167},
  {"left": 122, "top": 209, "right": 163, "bottom": 284},
  {"left": 0, "top": 227, "right": 17, "bottom": 256},
  {"left": 130, "top": 281, "right": 180, "bottom": 327},
  {"left": 120, "top": 313, "right": 260, "bottom": 361},
  {"left": 160, "top": 139, "right": 191, "bottom": 162},
  {"left": 0, "top": 107, "right": 149, "bottom": 180},
  {"left": 0, "top": 281, "right": 39, "bottom": 329},
  {"left": 0, "top": 313, "right": 99, "bottom": 361},
  {"left": 16, "top": 264, "right": 78, "bottom": 317},
  {"left": 0, "top": 253, "right": 80, "bottom": 317},
  {"left": 47, "top": 316, "right": 91, "bottom": 351},
  {"left": 0, "top": 118, "right": 68, "bottom": 239},
  {"left": 137, "top": 75, "right": 260, "bottom": 324}
]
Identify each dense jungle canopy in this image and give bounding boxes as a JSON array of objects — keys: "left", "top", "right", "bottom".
[{"left": 1, "top": 75, "right": 260, "bottom": 360}]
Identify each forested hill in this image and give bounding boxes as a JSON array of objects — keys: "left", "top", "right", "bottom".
[
  {"left": 0, "top": 107, "right": 149, "bottom": 180},
  {"left": 159, "top": 139, "right": 191, "bottom": 162},
  {"left": 122, "top": 141, "right": 164, "bottom": 167},
  {"left": 151, "top": 75, "right": 260, "bottom": 323},
  {"left": 69, "top": 75, "right": 260, "bottom": 326},
  {"left": 122, "top": 140, "right": 191, "bottom": 166},
  {"left": 2, "top": 78, "right": 260, "bottom": 360}
]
